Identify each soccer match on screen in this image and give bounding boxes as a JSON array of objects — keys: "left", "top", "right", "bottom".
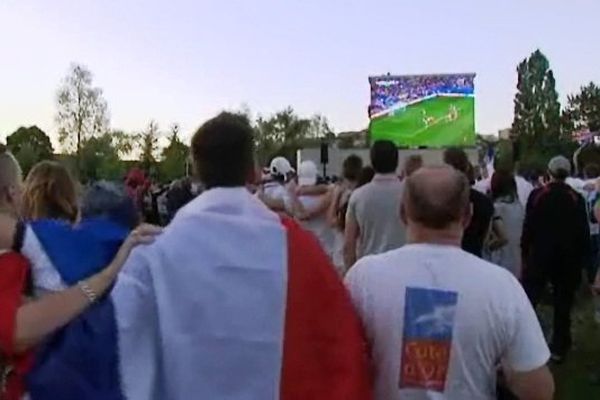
[{"left": 368, "top": 74, "right": 476, "bottom": 148}]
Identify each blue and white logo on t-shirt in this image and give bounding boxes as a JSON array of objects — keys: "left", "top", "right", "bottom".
[{"left": 400, "top": 287, "right": 459, "bottom": 392}]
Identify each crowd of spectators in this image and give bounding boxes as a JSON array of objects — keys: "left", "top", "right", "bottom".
[
  {"left": 369, "top": 74, "right": 475, "bottom": 116},
  {"left": 2, "top": 114, "right": 600, "bottom": 399}
]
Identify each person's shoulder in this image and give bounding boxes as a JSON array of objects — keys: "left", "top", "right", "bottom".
[
  {"left": 347, "top": 246, "right": 414, "bottom": 279},
  {"left": 464, "top": 252, "right": 522, "bottom": 288},
  {"left": 470, "top": 187, "right": 491, "bottom": 202},
  {"left": 470, "top": 188, "right": 493, "bottom": 210},
  {"left": 0, "top": 251, "right": 29, "bottom": 270},
  {"left": 347, "top": 183, "right": 370, "bottom": 204},
  {"left": 351, "top": 183, "right": 372, "bottom": 197}
]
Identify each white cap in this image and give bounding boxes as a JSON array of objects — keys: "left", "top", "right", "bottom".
[
  {"left": 548, "top": 155, "right": 571, "bottom": 176},
  {"left": 269, "top": 157, "right": 294, "bottom": 177},
  {"left": 298, "top": 160, "right": 318, "bottom": 186}
]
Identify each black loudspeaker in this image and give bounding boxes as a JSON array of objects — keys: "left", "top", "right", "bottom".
[{"left": 320, "top": 142, "right": 329, "bottom": 165}]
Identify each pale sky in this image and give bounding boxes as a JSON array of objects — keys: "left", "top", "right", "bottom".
[{"left": 1, "top": 0, "right": 599, "bottom": 147}]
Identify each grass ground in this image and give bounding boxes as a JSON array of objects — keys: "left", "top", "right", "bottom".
[
  {"left": 539, "top": 293, "right": 600, "bottom": 399},
  {"left": 369, "top": 96, "right": 475, "bottom": 147}
]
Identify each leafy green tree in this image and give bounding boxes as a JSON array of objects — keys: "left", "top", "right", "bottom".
[
  {"left": 512, "top": 50, "right": 562, "bottom": 154},
  {"left": 562, "top": 82, "right": 600, "bottom": 133},
  {"left": 307, "top": 114, "right": 334, "bottom": 140},
  {"left": 110, "top": 129, "right": 140, "bottom": 159},
  {"left": 160, "top": 123, "right": 189, "bottom": 182},
  {"left": 6, "top": 126, "right": 54, "bottom": 175},
  {"left": 56, "top": 64, "right": 109, "bottom": 164},
  {"left": 79, "top": 133, "right": 124, "bottom": 182},
  {"left": 254, "top": 107, "right": 312, "bottom": 165},
  {"left": 139, "top": 120, "right": 160, "bottom": 171}
]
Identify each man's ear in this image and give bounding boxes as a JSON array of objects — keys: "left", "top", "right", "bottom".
[
  {"left": 248, "top": 164, "right": 259, "bottom": 185},
  {"left": 400, "top": 203, "right": 408, "bottom": 225}
]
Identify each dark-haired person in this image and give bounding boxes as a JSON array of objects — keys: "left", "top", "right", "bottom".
[
  {"left": 345, "top": 166, "right": 554, "bottom": 400},
  {"left": 358, "top": 165, "right": 375, "bottom": 187},
  {"left": 522, "top": 155, "right": 591, "bottom": 363},
  {"left": 488, "top": 170, "right": 524, "bottom": 279},
  {"left": 344, "top": 140, "right": 405, "bottom": 269},
  {"left": 328, "top": 154, "right": 363, "bottom": 274},
  {"left": 444, "top": 147, "right": 494, "bottom": 258},
  {"left": 33, "top": 113, "right": 372, "bottom": 399},
  {"left": 583, "top": 163, "right": 600, "bottom": 285}
]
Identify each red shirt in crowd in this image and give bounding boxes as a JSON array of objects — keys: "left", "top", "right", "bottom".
[{"left": 0, "top": 252, "right": 34, "bottom": 400}]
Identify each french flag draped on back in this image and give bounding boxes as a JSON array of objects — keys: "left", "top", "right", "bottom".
[{"left": 27, "top": 188, "right": 372, "bottom": 400}]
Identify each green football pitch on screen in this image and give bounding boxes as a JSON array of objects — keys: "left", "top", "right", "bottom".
[{"left": 369, "top": 96, "right": 475, "bottom": 147}]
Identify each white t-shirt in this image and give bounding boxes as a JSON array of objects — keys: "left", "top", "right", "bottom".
[
  {"left": 345, "top": 244, "right": 549, "bottom": 400},
  {"left": 490, "top": 199, "right": 524, "bottom": 278},
  {"left": 515, "top": 176, "right": 533, "bottom": 207},
  {"left": 262, "top": 181, "right": 287, "bottom": 202}
]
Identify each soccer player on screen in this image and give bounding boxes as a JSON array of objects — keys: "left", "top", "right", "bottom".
[{"left": 422, "top": 110, "right": 435, "bottom": 127}]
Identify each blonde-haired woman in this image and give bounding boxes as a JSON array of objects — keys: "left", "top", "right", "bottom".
[
  {"left": 21, "top": 161, "right": 79, "bottom": 223},
  {"left": 0, "top": 154, "right": 160, "bottom": 400}
]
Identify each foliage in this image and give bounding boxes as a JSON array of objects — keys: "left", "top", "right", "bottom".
[
  {"left": 79, "top": 133, "right": 125, "bottom": 182},
  {"left": 493, "top": 139, "right": 515, "bottom": 171},
  {"left": 562, "top": 82, "right": 600, "bottom": 133},
  {"left": 55, "top": 64, "right": 109, "bottom": 159},
  {"left": 139, "top": 120, "right": 160, "bottom": 171},
  {"left": 6, "top": 126, "right": 54, "bottom": 175},
  {"left": 512, "top": 50, "right": 563, "bottom": 157},
  {"left": 307, "top": 114, "right": 334, "bottom": 140},
  {"left": 254, "top": 108, "right": 332, "bottom": 166},
  {"left": 110, "top": 129, "right": 140, "bottom": 159},
  {"left": 160, "top": 123, "right": 189, "bottom": 182}
]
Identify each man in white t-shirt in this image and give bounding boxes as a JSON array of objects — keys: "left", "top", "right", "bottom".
[
  {"left": 345, "top": 166, "right": 553, "bottom": 400},
  {"left": 257, "top": 157, "right": 294, "bottom": 213}
]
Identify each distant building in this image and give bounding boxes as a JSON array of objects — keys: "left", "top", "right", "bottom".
[
  {"left": 498, "top": 128, "right": 512, "bottom": 140},
  {"left": 335, "top": 130, "right": 369, "bottom": 148}
]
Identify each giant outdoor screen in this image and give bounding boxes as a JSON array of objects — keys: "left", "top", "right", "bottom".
[{"left": 368, "top": 73, "right": 476, "bottom": 147}]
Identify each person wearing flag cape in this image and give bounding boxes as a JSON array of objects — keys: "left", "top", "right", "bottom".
[{"left": 2, "top": 113, "right": 373, "bottom": 399}]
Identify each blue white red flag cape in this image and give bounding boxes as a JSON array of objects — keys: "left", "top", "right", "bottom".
[
  {"left": 29, "top": 218, "right": 128, "bottom": 285},
  {"left": 26, "top": 188, "right": 373, "bottom": 400}
]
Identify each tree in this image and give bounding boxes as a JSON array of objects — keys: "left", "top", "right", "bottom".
[
  {"left": 512, "top": 50, "right": 562, "bottom": 155},
  {"left": 139, "top": 120, "right": 160, "bottom": 172},
  {"left": 79, "top": 133, "right": 124, "bottom": 182},
  {"left": 56, "top": 64, "right": 109, "bottom": 163},
  {"left": 110, "top": 129, "right": 140, "bottom": 159},
  {"left": 6, "top": 126, "right": 54, "bottom": 175},
  {"left": 562, "top": 82, "right": 600, "bottom": 134},
  {"left": 160, "top": 123, "right": 189, "bottom": 182},
  {"left": 307, "top": 114, "right": 334, "bottom": 140},
  {"left": 254, "top": 107, "right": 312, "bottom": 165}
]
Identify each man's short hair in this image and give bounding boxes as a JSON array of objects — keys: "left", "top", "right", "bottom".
[
  {"left": 404, "top": 166, "right": 470, "bottom": 229},
  {"left": 403, "top": 154, "right": 423, "bottom": 177},
  {"left": 191, "top": 112, "right": 255, "bottom": 189},
  {"left": 443, "top": 147, "right": 470, "bottom": 174},
  {"left": 342, "top": 154, "right": 363, "bottom": 182},
  {"left": 0, "top": 144, "right": 22, "bottom": 192},
  {"left": 370, "top": 140, "right": 398, "bottom": 174}
]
